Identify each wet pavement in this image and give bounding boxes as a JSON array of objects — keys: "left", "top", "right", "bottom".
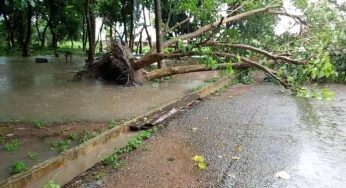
[{"left": 91, "top": 82, "right": 346, "bottom": 188}]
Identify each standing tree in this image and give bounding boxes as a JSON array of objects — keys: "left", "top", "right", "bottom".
[
  {"left": 154, "top": 0, "right": 165, "bottom": 68},
  {"left": 85, "top": 0, "right": 96, "bottom": 63}
]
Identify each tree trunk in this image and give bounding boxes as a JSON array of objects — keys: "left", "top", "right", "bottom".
[
  {"left": 82, "top": 14, "right": 87, "bottom": 52},
  {"left": 49, "top": 0, "right": 58, "bottom": 57},
  {"left": 109, "top": 25, "right": 113, "bottom": 40},
  {"left": 85, "top": 0, "right": 96, "bottom": 64},
  {"left": 22, "top": 4, "right": 32, "bottom": 57},
  {"left": 3, "top": 15, "right": 13, "bottom": 51},
  {"left": 129, "top": 0, "right": 135, "bottom": 51},
  {"left": 154, "top": 0, "right": 165, "bottom": 68}
]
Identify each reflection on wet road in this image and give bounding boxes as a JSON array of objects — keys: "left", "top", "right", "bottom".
[{"left": 164, "top": 83, "right": 346, "bottom": 188}]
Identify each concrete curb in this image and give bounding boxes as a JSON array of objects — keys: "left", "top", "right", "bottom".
[{"left": 0, "top": 76, "right": 231, "bottom": 188}]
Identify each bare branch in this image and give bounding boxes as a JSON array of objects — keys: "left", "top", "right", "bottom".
[
  {"left": 163, "top": 17, "right": 191, "bottom": 36},
  {"left": 202, "top": 17, "right": 225, "bottom": 44},
  {"left": 268, "top": 10, "right": 306, "bottom": 25},
  {"left": 205, "top": 42, "right": 307, "bottom": 65}
]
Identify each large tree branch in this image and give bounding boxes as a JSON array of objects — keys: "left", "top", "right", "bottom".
[
  {"left": 268, "top": 10, "right": 306, "bottom": 25},
  {"left": 205, "top": 42, "right": 307, "bottom": 65},
  {"left": 161, "top": 5, "right": 281, "bottom": 49},
  {"left": 134, "top": 5, "right": 282, "bottom": 69},
  {"left": 214, "top": 52, "right": 290, "bottom": 89}
]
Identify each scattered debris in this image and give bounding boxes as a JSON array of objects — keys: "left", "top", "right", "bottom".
[
  {"left": 6, "top": 133, "right": 14, "bottom": 137},
  {"left": 275, "top": 171, "right": 290, "bottom": 180},
  {"left": 167, "top": 157, "right": 175, "bottom": 162},
  {"left": 231, "top": 156, "right": 241, "bottom": 160},
  {"left": 235, "top": 145, "right": 242, "bottom": 152}
]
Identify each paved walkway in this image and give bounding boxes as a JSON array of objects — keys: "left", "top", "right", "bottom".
[{"left": 69, "top": 82, "right": 346, "bottom": 188}]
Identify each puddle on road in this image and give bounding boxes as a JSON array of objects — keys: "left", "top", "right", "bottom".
[
  {"left": 0, "top": 56, "right": 215, "bottom": 122},
  {"left": 290, "top": 85, "right": 346, "bottom": 188}
]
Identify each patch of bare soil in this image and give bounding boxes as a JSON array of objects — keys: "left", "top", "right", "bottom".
[
  {"left": 65, "top": 128, "right": 202, "bottom": 188},
  {"left": 106, "top": 134, "right": 201, "bottom": 188}
]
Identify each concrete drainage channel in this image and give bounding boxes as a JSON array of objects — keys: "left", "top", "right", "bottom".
[{"left": 0, "top": 77, "right": 231, "bottom": 188}]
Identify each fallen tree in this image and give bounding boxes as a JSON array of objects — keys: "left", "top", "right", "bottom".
[{"left": 75, "top": 5, "right": 307, "bottom": 90}]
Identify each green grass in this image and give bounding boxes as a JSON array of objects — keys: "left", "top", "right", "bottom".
[
  {"left": 3, "top": 139, "right": 20, "bottom": 152},
  {"left": 43, "top": 180, "right": 60, "bottom": 188},
  {"left": 101, "top": 128, "right": 157, "bottom": 169},
  {"left": 27, "top": 151, "right": 38, "bottom": 160},
  {"left": 108, "top": 119, "right": 120, "bottom": 129},
  {"left": 50, "top": 140, "right": 71, "bottom": 153},
  {"left": 9, "top": 161, "right": 27, "bottom": 175},
  {"left": 30, "top": 119, "right": 46, "bottom": 129},
  {"left": 0, "top": 136, "right": 4, "bottom": 146},
  {"left": 204, "top": 77, "right": 219, "bottom": 83},
  {"left": 79, "top": 130, "right": 99, "bottom": 143},
  {"left": 67, "top": 133, "right": 78, "bottom": 141}
]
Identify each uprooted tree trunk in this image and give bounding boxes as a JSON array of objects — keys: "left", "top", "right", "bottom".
[{"left": 75, "top": 5, "right": 306, "bottom": 89}]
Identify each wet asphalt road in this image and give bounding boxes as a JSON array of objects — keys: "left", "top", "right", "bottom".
[{"left": 165, "top": 82, "right": 346, "bottom": 188}]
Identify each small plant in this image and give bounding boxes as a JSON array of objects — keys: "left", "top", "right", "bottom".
[
  {"left": 94, "top": 172, "right": 104, "bottom": 180},
  {"left": 79, "top": 130, "right": 98, "bottom": 143},
  {"left": 67, "top": 133, "right": 77, "bottom": 141},
  {"left": 116, "top": 128, "right": 157, "bottom": 155},
  {"left": 9, "top": 161, "right": 27, "bottom": 175},
  {"left": 102, "top": 154, "right": 123, "bottom": 169},
  {"left": 43, "top": 180, "right": 60, "bottom": 188},
  {"left": 4, "top": 139, "right": 19, "bottom": 152},
  {"left": 31, "top": 119, "right": 46, "bottom": 128},
  {"left": 204, "top": 77, "right": 219, "bottom": 84},
  {"left": 27, "top": 151, "right": 38, "bottom": 160},
  {"left": 192, "top": 84, "right": 206, "bottom": 92},
  {"left": 108, "top": 119, "right": 119, "bottom": 129},
  {"left": 213, "top": 86, "right": 227, "bottom": 96},
  {"left": 51, "top": 140, "right": 71, "bottom": 153},
  {"left": 102, "top": 128, "right": 157, "bottom": 169},
  {"left": 0, "top": 135, "right": 4, "bottom": 146}
]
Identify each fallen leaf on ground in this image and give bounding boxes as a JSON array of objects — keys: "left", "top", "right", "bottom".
[
  {"left": 275, "top": 171, "right": 290, "bottom": 180},
  {"left": 192, "top": 155, "right": 208, "bottom": 170},
  {"left": 192, "top": 155, "right": 205, "bottom": 163}
]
